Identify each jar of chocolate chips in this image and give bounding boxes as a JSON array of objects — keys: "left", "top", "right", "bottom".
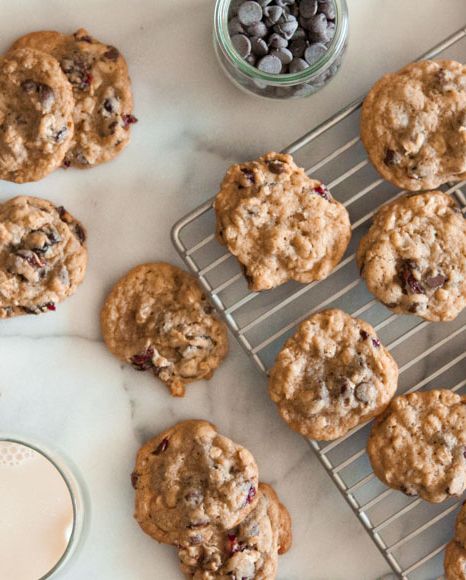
[{"left": 214, "top": 0, "right": 348, "bottom": 99}]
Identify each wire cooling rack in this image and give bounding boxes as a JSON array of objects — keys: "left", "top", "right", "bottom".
[{"left": 171, "top": 27, "right": 466, "bottom": 579}]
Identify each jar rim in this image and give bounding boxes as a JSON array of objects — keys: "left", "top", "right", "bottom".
[
  {"left": 0, "top": 436, "right": 84, "bottom": 579},
  {"left": 214, "top": 0, "right": 348, "bottom": 86}
]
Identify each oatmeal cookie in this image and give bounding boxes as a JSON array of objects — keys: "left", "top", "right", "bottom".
[
  {"left": 12, "top": 28, "right": 135, "bottom": 168},
  {"left": 445, "top": 502, "right": 466, "bottom": 580},
  {"left": 361, "top": 60, "right": 466, "bottom": 191},
  {"left": 0, "top": 48, "right": 74, "bottom": 182},
  {"left": 131, "top": 420, "right": 259, "bottom": 547},
  {"left": 214, "top": 152, "right": 351, "bottom": 291},
  {"left": 178, "top": 482, "right": 292, "bottom": 579},
  {"left": 368, "top": 389, "right": 466, "bottom": 503},
  {"left": 0, "top": 196, "right": 87, "bottom": 318},
  {"left": 101, "top": 263, "right": 228, "bottom": 397},
  {"left": 269, "top": 308, "right": 398, "bottom": 441},
  {"left": 356, "top": 191, "right": 466, "bottom": 321}
]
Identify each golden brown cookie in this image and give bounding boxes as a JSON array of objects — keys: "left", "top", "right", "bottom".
[
  {"left": 214, "top": 152, "right": 351, "bottom": 291},
  {"left": 0, "top": 48, "right": 74, "bottom": 183},
  {"left": 177, "top": 482, "right": 292, "bottom": 579},
  {"left": 11, "top": 29, "right": 136, "bottom": 168},
  {"left": 0, "top": 196, "right": 87, "bottom": 317},
  {"left": 101, "top": 263, "right": 228, "bottom": 397},
  {"left": 131, "top": 420, "right": 260, "bottom": 547},
  {"left": 445, "top": 502, "right": 466, "bottom": 580},
  {"left": 361, "top": 60, "right": 466, "bottom": 191},
  {"left": 269, "top": 309, "right": 398, "bottom": 441},
  {"left": 368, "top": 389, "right": 466, "bottom": 503},
  {"left": 356, "top": 191, "right": 466, "bottom": 322}
]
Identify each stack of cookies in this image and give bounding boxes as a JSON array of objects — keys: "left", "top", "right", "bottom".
[
  {"left": 131, "top": 420, "right": 292, "bottom": 579},
  {"left": 0, "top": 28, "right": 136, "bottom": 183}
]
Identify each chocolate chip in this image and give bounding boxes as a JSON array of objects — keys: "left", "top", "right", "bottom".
[
  {"left": 271, "top": 47, "right": 293, "bottom": 65},
  {"left": 268, "top": 32, "right": 288, "bottom": 49},
  {"left": 289, "top": 57, "right": 309, "bottom": 73},
  {"left": 103, "top": 46, "right": 120, "bottom": 61},
  {"left": 247, "top": 21, "right": 268, "bottom": 37},
  {"left": 258, "top": 54, "right": 282, "bottom": 73},
  {"left": 153, "top": 438, "right": 169, "bottom": 455},
  {"left": 74, "top": 32, "right": 93, "bottom": 43},
  {"left": 290, "top": 38, "right": 307, "bottom": 57},
  {"left": 300, "top": 0, "right": 318, "bottom": 18},
  {"left": 240, "top": 167, "right": 256, "bottom": 183},
  {"left": 238, "top": 1, "right": 263, "bottom": 26},
  {"left": 384, "top": 148, "right": 401, "bottom": 166},
  {"left": 268, "top": 159, "right": 286, "bottom": 174},
  {"left": 75, "top": 224, "right": 86, "bottom": 244},
  {"left": 251, "top": 36, "right": 269, "bottom": 57},
  {"left": 54, "top": 126, "right": 68, "bottom": 143},
  {"left": 264, "top": 5, "right": 283, "bottom": 25},
  {"left": 360, "top": 330, "right": 369, "bottom": 340},
  {"left": 231, "top": 33, "right": 252, "bottom": 57},
  {"left": 274, "top": 15, "right": 299, "bottom": 39},
  {"left": 228, "top": 17, "right": 245, "bottom": 35},
  {"left": 20, "top": 79, "right": 36, "bottom": 93},
  {"left": 425, "top": 274, "right": 447, "bottom": 289},
  {"left": 318, "top": 0, "right": 335, "bottom": 20},
  {"left": 304, "top": 42, "right": 327, "bottom": 65},
  {"left": 131, "top": 471, "right": 139, "bottom": 489},
  {"left": 399, "top": 262, "right": 424, "bottom": 295}
]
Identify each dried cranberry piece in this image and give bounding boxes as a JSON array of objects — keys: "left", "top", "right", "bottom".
[
  {"left": 268, "top": 160, "right": 286, "bottom": 174},
  {"left": 227, "top": 534, "right": 240, "bottom": 554},
  {"left": 131, "top": 471, "right": 139, "bottom": 489},
  {"left": 314, "top": 184, "right": 331, "bottom": 201},
  {"left": 45, "top": 302, "right": 56, "bottom": 311},
  {"left": 63, "top": 158, "right": 71, "bottom": 169},
  {"left": 130, "top": 346, "right": 154, "bottom": 371},
  {"left": 425, "top": 275, "right": 447, "bottom": 289},
  {"left": 122, "top": 114, "right": 138, "bottom": 129},
  {"left": 399, "top": 262, "right": 424, "bottom": 295},
  {"left": 16, "top": 250, "right": 44, "bottom": 269},
  {"left": 103, "top": 46, "right": 120, "bottom": 60},
  {"left": 75, "top": 224, "right": 86, "bottom": 244},
  {"left": 153, "top": 438, "right": 169, "bottom": 455},
  {"left": 57, "top": 205, "right": 67, "bottom": 219},
  {"left": 246, "top": 485, "right": 256, "bottom": 504},
  {"left": 372, "top": 338, "right": 381, "bottom": 348}
]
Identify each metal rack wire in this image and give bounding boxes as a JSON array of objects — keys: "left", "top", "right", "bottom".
[{"left": 171, "top": 26, "right": 466, "bottom": 579}]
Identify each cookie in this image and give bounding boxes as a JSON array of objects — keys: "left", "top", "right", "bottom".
[
  {"left": 0, "top": 48, "right": 74, "bottom": 183},
  {"left": 11, "top": 29, "right": 135, "bottom": 168},
  {"left": 178, "top": 482, "right": 292, "bottom": 579},
  {"left": 445, "top": 502, "right": 466, "bottom": 580},
  {"left": 100, "top": 263, "right": 228, "bottom": 397},
  {"left": 368, "top": 389, "right": 466, "bottom": 503},
  {"left": 214, "top": 152, "right": 351, "bottom": 291},
  {"left": 0, "top": 196, "right": 87, "bottom": 318},
  {"left": 269, "top": 309, "right": 398, "bottom": 441},
  {"left": 356, "top": 191, "right": 466, "bottom": 322},
  {"left": 445, "top": 540, "right": 466, "bottom": 580},
  {"left": 131, "top": 420, "right": 260, "bottom": 547},
  {"left": 361, "top": 60, "right": 466, "bottom": 191}
]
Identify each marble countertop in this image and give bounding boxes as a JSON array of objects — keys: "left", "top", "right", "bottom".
[{"left": 1, "top": 1, "right": 466, "bottom": 579}]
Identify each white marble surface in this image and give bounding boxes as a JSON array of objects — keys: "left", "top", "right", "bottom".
[{"left": 1, "top": 1, "right": 466, "bottom": 579}]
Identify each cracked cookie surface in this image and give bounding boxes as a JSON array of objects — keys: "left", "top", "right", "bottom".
[
  {"left": 12, "top": 28, "right": 135, "bottom": 168},
  {"left": 356, "top": 191, "right": 466, "bottom": 321},
  {"left": 214, "top": 152, "right": 351, "bottom": 291},
  {"left": 0, "top": 48, "right": 74, "bottom": 183},
  {"left": 0, "top": 196, "right": 87, "bottom": 318},
  {"left": 361, "top": 60, "right": 466, "bottom": 191},
  {"left": 269, "top": 309, "right": 398, "bottom": 441},
  {"left": 100, "top": 263, "right": 228, "bottom": 397},
  {"left": 445, "top": 502, "right": 466, "bottom": 580},
  {"left": 131, "top": 420, "right": 259, "bottom": 547},
  {"left": 368, "top": 389, "right": 466, "bottom": 503},
  {"left": 178, "top": 482, "right": 292, "bottom": 580}
]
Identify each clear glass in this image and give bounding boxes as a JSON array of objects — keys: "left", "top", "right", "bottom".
[
  {"left": 214, "top": 0, "right": 349, "bottom": 99},
  {"left": 0, "top": 436, "right": 86, "bottom": 579}
]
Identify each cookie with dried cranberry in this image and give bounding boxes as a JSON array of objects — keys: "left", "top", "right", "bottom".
[
  {"left": 368, "top": 389, "right": 466, "bottom": 504},
  {"left": 214, "top": 152, "right": 351, "bottom": 291},
  {"left": 356, "top": 191, "right": 466, "bottom": 322},
  {"left": 361, "top": 60, "right": 466, "bottom": 191},
  {"left": 178, "top": 482, "right": 292, "bottom": 579},
  {"left": 131, "top": 420, "right": 260, "bottom": 547},
  {"left": 269, "top": 309, "right": 398, "bottom": 441},
  {"left": 445, "top": 502, "right": 466, "bottom": 580},
  {"left": 11, "top": 28, "right": 136, "bottom": 168},
  {"left": 100, "top": 263, "right": 228, "bottom": 397},
  {"left": 0, "top": 48, "right": 74, "bottom": 183},
  {"left": 0, "top": 196, "right": 87, "bottom": 318}
]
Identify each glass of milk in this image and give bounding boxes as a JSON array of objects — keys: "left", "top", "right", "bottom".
[{"left": 0, "top": 438, "right": 86, "bottom": 579}]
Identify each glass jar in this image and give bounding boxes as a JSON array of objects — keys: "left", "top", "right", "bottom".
[
  {"left": 0, "top": 437, "right": 86, "bottom": 579},
  {"left": 213, "top": 0, "right": 349, "bottom": 99}
]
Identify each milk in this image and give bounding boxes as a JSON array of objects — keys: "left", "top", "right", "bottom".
[{"left": 0, "top": 441, "right": 75, "bottom": 580}]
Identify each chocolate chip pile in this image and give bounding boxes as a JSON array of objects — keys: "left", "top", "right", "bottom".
[{"left": 229, "top": 0, "right": 336, "bottom": 74}]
